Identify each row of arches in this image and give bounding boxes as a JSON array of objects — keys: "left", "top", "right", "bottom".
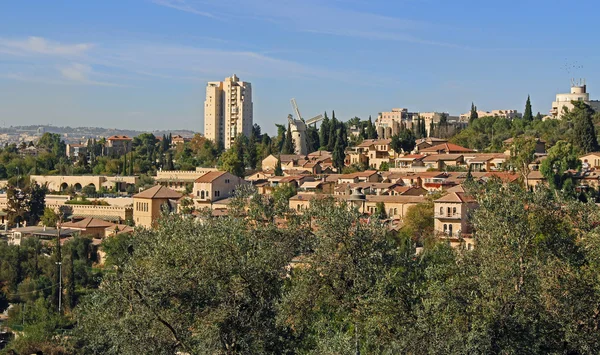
[{"left": 60, "top": 182, "right": 94, "bottom": 192}]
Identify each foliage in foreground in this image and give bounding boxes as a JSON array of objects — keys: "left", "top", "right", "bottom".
[{"left": 60, "top": 184, "right": 600, "bottom": 353}]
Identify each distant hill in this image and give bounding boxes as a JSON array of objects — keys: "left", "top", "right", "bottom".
[{"left": 1, "top": 125, "right": 198, "bottom": 143}]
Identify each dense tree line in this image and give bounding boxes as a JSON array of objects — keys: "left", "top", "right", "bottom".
[{"left": 454, "top": 99, "right": 600, "bottom": 153}]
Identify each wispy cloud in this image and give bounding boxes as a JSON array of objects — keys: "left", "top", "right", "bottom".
[
  {"left": 150, "top": 0, "right": 465, "bottom": 48},
  {"left": 151, "top": 0, "right": 218, "bottom": 19},
  {"left": 0, "top": 36, "right": 93, "bottom": 56},
  {"left": 58, "top": 62, "right": 129, "bottom": 87}
]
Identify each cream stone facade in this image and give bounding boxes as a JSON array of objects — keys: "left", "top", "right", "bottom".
[
  {"left": 289, "top": 194, "right": 425, "bottom": 221},
  {"left": 156, "top": 167, "right": 219, "bottom": 192},
  {"left": 433, "top": 186, "right": 478, "bottom": 249},
  {"left": 30, "top": 175, "right": 138, "bottom": 193},
  {"left": 192, "top": 171, "right": 248, "bottom": 203},
  {"left": 204, "top": 74, "right": 253, "bottom": 149},
  {"left": 459, "top": 109, "right": 521, "bottom": 121},
  {"left": 133, "top": 185, "right": 181, "bottom": 228}
]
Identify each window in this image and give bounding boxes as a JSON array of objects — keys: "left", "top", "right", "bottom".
[
  {"left": 443, "top": 224, "right": 447, "bottom": 233},
  {"left": 453, "top": 207, "right": 457, "bottom": 216},
  {"left": 439, "top": 207, "right": 443, "bottom": 215},
  {"left": 200, "top": 191, "right": 205, "bottom": 199},
  {"left": 225, "top": 179, "right": 230, "bottom": 184},
  {"left": 448, "top": 224, "right": 453, "bottom": 236}
]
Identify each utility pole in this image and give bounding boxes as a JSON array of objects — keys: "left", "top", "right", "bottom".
[{"left": 55, "top": 218, "right": 63, "bottom": 313}]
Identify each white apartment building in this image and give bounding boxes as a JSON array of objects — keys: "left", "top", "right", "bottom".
[
  {"left": 204, "top": 74, "right": 253, "bottom": 149},
  {"left": 550, "top": 79, "right": 600, "bottom": 119}
]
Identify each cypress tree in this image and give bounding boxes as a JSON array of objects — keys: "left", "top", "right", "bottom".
[
  {"left": 327, "top": 113, "right": 338, "bottom": 151},
  {"left": 572, "top": 102, "right": 599, "bottom": 153},
  {"left": 366, "top": 115, "right": 377, "bottom": 139},
  {"left": 319, "top": 112, "right": 330, "bottom": 149},
  {"left": 281, "top": 124, "right": 295, "bottom": 154},
  {"left": 523, "top": 95, "right": 533, "bottom": 121},
  {"left": 129, "top": 152, "right": 134, "bottom": 175},
  {"left": 469, "top": 102, "right": 478, "bottom": 124},
  {"left": 332, "top": 128, "right": 345, "bottom": 171},
  {"left": 122, "top": 154, "right": 127, "bottom": 175},
  {"left": 274, "top": 155, "right": 283, "bottom": 176}
]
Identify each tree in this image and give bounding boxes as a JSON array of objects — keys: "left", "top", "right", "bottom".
[
  {"left": 366, "top": 115, "right": 377, "bottom": 139},
  {"left": 540, "top": 140, "right": 581, "bottom": 190},
  {"left": 469, "top": 102, "right": 478, "bottom": 124},
  {"left": 373, "top": 201, "right": 387, "bottom": 219},
  {"left": 220, "top": 148, "right": 244, "bottom": 177},
  {"left": 535, "top": 112, "right": 543, "bottom": 121},
  {"left": 277, "top": 198, "right": 414, "bottom": 354},
  {"left": 523, "top": 95, "right": 533, "bottom": 122},
  {"left": 6, "top": 178, "right": 47, "bottom": 227},
  {"left": 508, "top": 137, "right": 537, "bottom": 187},
  {"left": 319, "top": 112, "right": 330, "bottom": 149},
  {"left": 41, "top": 207, "right": 58, "bottom": 227},
  {"left": 390, "top": 129, "right": 416, "bottom": 155},
  {"left": 332, "top": 128, "right": 345, "bottom": 171},
  {"left": 274, "top": 155, "right": 283, "bottom": 176},
  {"left": 76, "top": 210, "right": 301, "bottom": 354},
  {"left": 281, "top": 124, "right": 295, "bottom": 154},
  {"left": 306, "top": 125, "right": 320, "bottom": 153},
  {"left": 571, "top": 101, "right": 599, "bottom": 153},
  {"left": 402, "top": 198, "right": 435, "bottom": 244},
  {"left": 327, "top": 112, "right": 338, "bottom": 151},
  {"left": 245, "top": 135, "right": 258, "bottom": 169}
]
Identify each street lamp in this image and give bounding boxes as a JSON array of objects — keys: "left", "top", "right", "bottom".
[{"left": 55, "top": 261, "right": 62, "bottom": 313}]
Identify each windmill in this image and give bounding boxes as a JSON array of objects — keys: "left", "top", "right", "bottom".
[{"left": 287, "top": 99, "right": 324, "bottom": 155}]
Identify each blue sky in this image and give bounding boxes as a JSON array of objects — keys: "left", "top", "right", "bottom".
[{"left": 0, "top": 0, "right": 597, "bottom": 134}]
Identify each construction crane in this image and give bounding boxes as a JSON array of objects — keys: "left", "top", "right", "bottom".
[{"left": 290, "top": 98, "right": 323, "bottom": 126}]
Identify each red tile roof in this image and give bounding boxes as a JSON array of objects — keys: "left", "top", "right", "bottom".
[
  {"left": 421, "top": 142, "right": 474, "bottom": 153},
  {"left": 107, "top": 135, "right": 132, "bottom": 141},
  {"left": 195, "top": 171, "right": 227, "bottom": 183},
  {"left": 134, "top": 185, "right": 182, "bottom": 199}
]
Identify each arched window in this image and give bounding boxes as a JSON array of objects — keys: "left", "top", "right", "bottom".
[
  {"left": 453, "top": 207, "right": 457, "bottom": 216},
  {"left": 439, "top": 207, "right": 443, "bottom": 215},
  {"left": 394, "top": 208, "right": 398, "bottom": 215},
  {"left": 447, "top": 207, "right": 451, "bottom": 216},
  {"left": 201, "top": 191, "right": 205, "bottom": 199},
  {"left": 389, "top": 209, "right": 393, "bottom": 216},
  {"left": 448, "top": 224, "right": 453, "bottom": 236},
  {"left": 443, "top": 224, "right": 447, "bottom": 233}
]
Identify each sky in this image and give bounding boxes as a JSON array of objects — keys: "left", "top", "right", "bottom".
[{"left": 0, "top": 0, "right": 598, "bottom": 134}]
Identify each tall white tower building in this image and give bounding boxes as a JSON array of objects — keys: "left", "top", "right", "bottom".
[{"left": 204, "top": 74, "right": 253, "bottom": 149}]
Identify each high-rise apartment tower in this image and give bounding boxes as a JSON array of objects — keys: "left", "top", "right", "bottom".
[{"left": 204, "top": 74, "right": 253, "bottom": 149}]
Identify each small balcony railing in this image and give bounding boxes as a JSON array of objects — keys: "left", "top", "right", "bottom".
[{"left": 435, "top": 213, "right": 462, "bottom": 219}]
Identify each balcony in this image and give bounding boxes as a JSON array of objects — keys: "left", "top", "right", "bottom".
[{"left": 435, "top": 213, "right": 462, "bottom": 220}]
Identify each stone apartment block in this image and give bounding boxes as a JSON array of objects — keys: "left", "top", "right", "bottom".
[
  {"left": 204, "top": 74, "right": 253, "bottom": 149},
  {"left": 550, "top": 80, "right": 600, "bottom": 119}
]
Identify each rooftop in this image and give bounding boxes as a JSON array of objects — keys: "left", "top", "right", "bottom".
[{"left": 133, "top": 185, "right": 182, "bottom": 199}]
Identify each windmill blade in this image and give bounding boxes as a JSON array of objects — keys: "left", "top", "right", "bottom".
[
  {"left": 306, "top": 114, "right": 324, "bottom": 125},
  {"left": 291, "top": 98, "right": 303, "bottom": 122}
]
